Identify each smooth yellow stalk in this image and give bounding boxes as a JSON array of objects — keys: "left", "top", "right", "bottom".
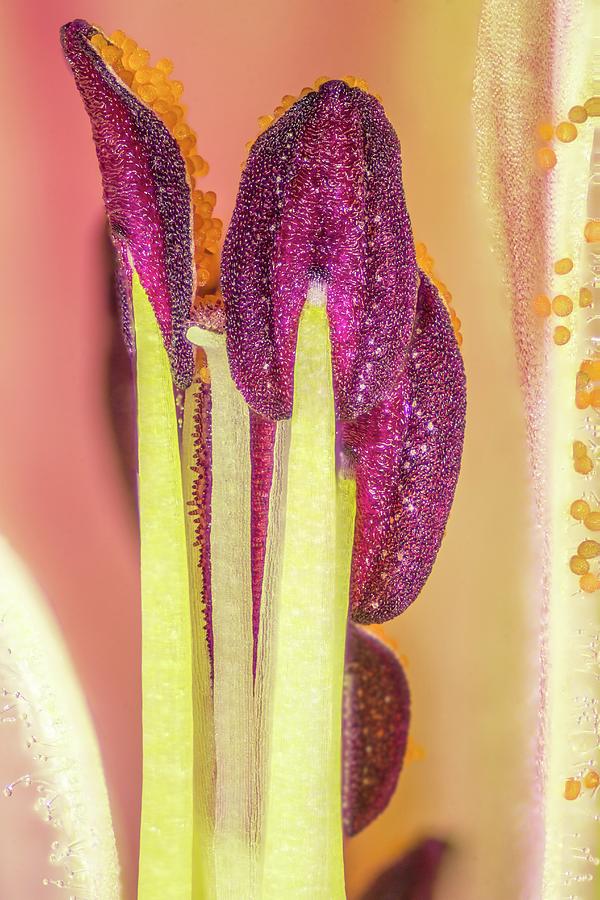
[
  {"left": 260, "top": 292, "right": 352, "bottom": 899},
  {"left": 133, "top": 270, "right": 195, "bottom": 900}
]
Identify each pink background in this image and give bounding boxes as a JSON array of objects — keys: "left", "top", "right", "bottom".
[{"left": 0, "top": 2, "right": 533, "bottom": 898}]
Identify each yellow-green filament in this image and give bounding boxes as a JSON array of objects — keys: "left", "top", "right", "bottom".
[
  {"left": 133, "top": 270, "right": 195, "bottom": 900},
  {"left": 260, "top": 296, "right": 352, "bottom": 899},
  {"left": 190, "top": 328, "right": 255, "bottom": 899}
]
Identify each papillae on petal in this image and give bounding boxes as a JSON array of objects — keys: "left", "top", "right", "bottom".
[
  {"left": 60, "top": 19, "right": 196, "bottom": 388},
  {"left": 346, "top": 274, "right": 466, "bottom": 623},
  {"left": 222, "top": 80, "right": 417, "bottom": 421},
  {"left": 342, "top": 624, "right": 410, "bottom": 836}
]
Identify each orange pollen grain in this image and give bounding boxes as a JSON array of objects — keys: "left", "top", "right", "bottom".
[
  {"left": 569, "top": 105, "right": 588, "bottom": 124},
  {"left": 554, "top": 325, "right": 571, "bottom": 345},
  {"left": 570, "top": 555, "right": 590, "bottom": 576},
  {"left": 552, "top": 294, "right": 573, "bottom": 317},
  {"left": 556, "top": 121, "right": 577, "bottom": 143},
  {"left": 582, "top": 359, "right": 600, "bottom": 379},
  {"left": 584, "top": 770, "right": 600, "bottom": 790},
  {"left": 578, "top": 540, "right": 600, "bottom": 559},
  {"left": 532, "top": 294, "right": 551, "bottom": 317},
  {"left": 575, "top": 457, "right": 594, "bottom": 475},
  {"left": 585, "top": 220, "right": 600, "bottom": 243},
  {"left": 576, "top": 371, "right": 591, "bottom": 390},
  {"left": 584, "top": 97, "right": 600, "bottom": 117},
  {"left": 536, "top": 121, "right": 554, "bottom": 141},
  {"left": 584, "top": 512, "right": 600, "bottom": 531},
  {"left": 536, "top": 146, "right": 557, "bottom": 170},
  {"left": 564, "top": 777, "right": 581, "bottom": 800},
  {"left": 554, "top": 257, "right": 573, "bottom": 275},
  {"left": 580, "top": 573, "right": 600, "bottom": 593},
  {"left": 570, "top": 499, "right": 590, "bottom": 520},
  {"left": 576, "top": 391, "right": 591, "bottom": 410}
]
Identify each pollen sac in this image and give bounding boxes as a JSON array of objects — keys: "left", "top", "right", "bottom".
[
  {"left": 342, "top": 624, "right": 410, "bottom": 836},
  {"left": 345, "top": 274, "right": 466, "bottom": 622},
  {"left": 221, "top": 79, "right": 417, "bottom": 420},
  {"left": 60, "top": 19, "right": 195, "bottom": 388}
]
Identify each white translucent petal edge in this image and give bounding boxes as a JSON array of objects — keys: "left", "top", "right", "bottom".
[{"left": 0, "top": 535, "right": 121, "bottom": 898}]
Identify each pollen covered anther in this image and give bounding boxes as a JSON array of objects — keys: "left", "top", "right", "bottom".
[{"left": 98, "top": 27, "right": 223, "bottom": 307}]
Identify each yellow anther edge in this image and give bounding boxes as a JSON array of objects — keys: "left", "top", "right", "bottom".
[{"left": 534, "top": 95, "right": 600, "bottom": 170}]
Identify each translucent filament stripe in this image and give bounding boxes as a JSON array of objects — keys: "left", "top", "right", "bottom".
[{"left": 189, "top": 327, "right": 255, "bottom": 899}]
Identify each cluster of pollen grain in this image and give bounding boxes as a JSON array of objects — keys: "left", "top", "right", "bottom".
[
  {"left": 530, "top": 256, "right": 593, "bottom": 346},
  {"left": 568, "top": 351, "right": 600, "bottom": 592},
  {"left": 569, "top": 529, "right": 600, "bottom": 594},
  {"left": 89, "top": 28, "right": 223, "bottom": 309},
  {"left": 535, "top": 96, "right": 599, "bottom": 172},
  {"left": 572, "top": 440, "right": 594, "bottom": 477},
  {"left": 575, "top": 357, "right": 600, "bottom": 410},
  {"left": 564, "top": 769, "right": 600, "bottom": 800},
  {"left": 415, "top": 242, "right": 463, "bottom": 346},
  {"left": 566, "top": 624, "right": 600, "bottom": 811},
  {"left": 242, "top": 74, "right": 382, "bottom": 164}
]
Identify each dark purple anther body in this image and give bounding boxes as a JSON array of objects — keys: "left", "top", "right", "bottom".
[
  {"left": 224, "top": 80, "right": 465, "bottom": 623},
  {"left": 61, "top": 19, "right": 196, "bottom": 388},
  {"left": 222, "top": 80, "right": 418, "bottom": 422}
]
